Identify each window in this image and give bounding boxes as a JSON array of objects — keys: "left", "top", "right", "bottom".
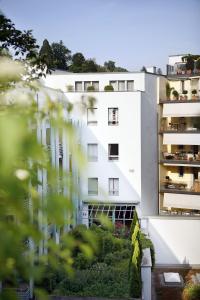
[
  {"left": 118, "top": 81, "right": 125, "bottom": 91},
  {"left": 84, "top": 81, "right": 91, "bottom": 91},
  {"left": 109, "top": 178, "right": 119, "bottom": 195},
  {"left": 87, "top": 108, "right": 97, "bottom": 125},
  {"left": 75, "top": 81, "right": 82, "bottom": 92},
  {"left": 108, "top": 108, "right": 119, "bottom": 125},
  {"left": 108, "top": 144, "right": 119, "bottom": 160},
  {"left": 92, "top": 81, "right": 99, "bottom": 91},
  {"left": 127, "top": 80, "right": 134, "bottom": 91},
  {"left": 88, "top": 178, "right": 98, "bottom": 195},
  {"left": 109, "top": 81, "right": 117, "bottom": 91},
  {"left": 87, "top": 144, "right": 98, "bottom": 161}
]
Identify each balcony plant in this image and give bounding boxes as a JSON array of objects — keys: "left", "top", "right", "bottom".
[
  {"left": 87, "top": 85, "right": 95, "bottom": 92},
  {"left": 66, "top": 84, "right": 73, "bottom": 92},
  {"left": 183, "top": 90, "right": 188, "bottom": 100},
  {"left": 196, "top": 58, "right": 200, "bottom": 73},
  {"left": 104, "top": 85, "right": 114, "bottom": 92},
  {"left": 165, "top": 82, "right": 173, "bottom": 100},
  {"left": 192, "top": 89, "right": 198, "bottom": 100},
  {"left": 185, "top": 55, "right": 195, "bottom": 75},
  {"left": 172, "top": 90, "right": 179, "bottom": 100}
]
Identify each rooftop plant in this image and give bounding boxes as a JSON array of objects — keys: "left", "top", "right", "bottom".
[
  {"left": 183, "top": 90, "right": 188, "bottom": 95},
  {"left": 87, "top": 85, "right": 95, "bottom": 92},
  {"left": 186, "top": 55, "right": 195, "bottom": 71},
  {"left": 104, "top": 84, "right": 114, "bottom": 91},
  {"left": 172, "top": 90, "right": 179, "bottom": 98},
  {"left": 192, "top": 89, "right": 197, "bottom": 95},
  {"left": 166, "top": 82, "right": 174, "bottom": 99},
  {"left": 196, "top": 58, "right": 200, "bottom": 70}
]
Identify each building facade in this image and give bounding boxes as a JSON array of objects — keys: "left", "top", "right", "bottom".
[
  {"left": 158, "top": 54, "right": 200, "bottom": 216},
  {"left": 42, "top": 71, "right": 160, "bottom": 227}
]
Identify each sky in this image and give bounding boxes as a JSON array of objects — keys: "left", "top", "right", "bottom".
[{"left": 1, "top": 0, "right": 200, "bottom": 72}]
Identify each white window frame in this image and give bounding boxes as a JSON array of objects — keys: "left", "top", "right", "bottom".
[
  {"left": 109, "top": 178, "right": 119, "bottom": 196},
  {"left": 87, "top": 108, "right": 98, "bottom": 125},
  {"left": 127, "top": 80, "right": 134, "bottom": 91},
  {"left": 75, "top": 81, "right": 82, "bottom": 92},
  {"left": 88, "top": 178, "right": 98, "bottom": 195},
  {"left": 87, "top": 143, "right": 98, "bottom": 162},
  {"left": 108, "top": 108, "right": 119, "bottom": 125},
  {"left": 108, "top": 144, "right": 119, "bottom": 160}
]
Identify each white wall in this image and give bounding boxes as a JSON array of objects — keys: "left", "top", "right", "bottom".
[
  {"left": 67, "top": 91, "right": 142, "bottom": 205},
  {"left": 148, "top": 217, "right": 200, "bottom": 265}
]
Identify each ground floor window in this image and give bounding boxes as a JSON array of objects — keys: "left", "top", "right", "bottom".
[{"left": 84, "top": 204, "right": 135, "bottom": 227}]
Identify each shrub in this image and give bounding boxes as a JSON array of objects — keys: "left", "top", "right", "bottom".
[
  {"left": 192, "top": 89, "right": 197, "bottom": 95},
  {"left": 186, "top": 56, "right": 195, "bottom": 71},
  {"left": 87, "top": 85, "right": 95, "bottom": 92},
  {"left": 139, "top": 232, "right": 155, "bottom": 269},
  {"left": 104, "top": 85, "right": 114, "bottom": 91},
  {"left": 66, "top": 84, "right": 73, "bottom": 92},
  {"left": 73, "top": 252, "right": 96, "bottom": 269},
  {"left": 166, "top": 82, "right": 173, "bottom": 99},
  {"left": 129, "top": 264, "right": 141, "bottom": 298},
  {"left": 196, "top": 58, "right": 200, "bottom": 70},
  {"left": 182, "top": 284, "right": 200, "bottom": 300},
  {"left": 183, "top": 90, "right": 188, "bottom": 95}
]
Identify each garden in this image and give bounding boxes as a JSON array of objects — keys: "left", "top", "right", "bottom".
[{"left": 40, "top": 212, "right": 155, "bottom": 299}]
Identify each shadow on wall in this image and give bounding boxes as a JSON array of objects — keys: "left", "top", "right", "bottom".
[
  {"left": 147, "top": 219, "right": 182, "bottom": 265},
  {"left": 79, "top": 122, "right": 141, "bottom": 205}
]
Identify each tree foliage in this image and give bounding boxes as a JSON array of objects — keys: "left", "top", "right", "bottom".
[
  {"left": 51, "top": 40, "right": 71, "bottom": 70},
  {"left": 39, "top": 39, "right": 54, "bottom": 69},
  {"left": 0, "top": 13, "right": 38, "bottom": 59}
]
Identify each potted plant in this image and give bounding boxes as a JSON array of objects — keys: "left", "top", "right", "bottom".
[
  {"left": 185, "top": 55, "right": 195, "bottom": 75},
  {"left": 196, "top": 57, "right": 200, "bottom": 74},
  {"left": 172, "top": 90, "right": 179, "bottom": 100},
  {"left": 183, "top": 90, "right": 188, "bottom": 100},
  {"left": 192, "top": 89, "right": 198, "bottom": 100},
  {"left": 67, "top": 85, "right": 74, "bottom": 92},
  {"left": 87, "top": 85, "right": 95, "bottom": 92},
  {"left": 104, "top": 85, "right": 114, "bottom": 91},
  {"left": 165, "top": 82, "right": 174, "bottom": 100}
]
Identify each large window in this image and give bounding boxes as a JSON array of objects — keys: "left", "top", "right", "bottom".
[
  {"left": 109, "top": 178, "right": 119, "bottom": 195},
  {"left": 127, "top": 80, "right": 134, "bottom": 91},
  {"left": 88, "top": 178, "right": 98, "bottom": 195},
  {"left": 87, "top": 108, "right": 98, "bottom": 125},
  {"left": 75, "top": 81, "right": 82, "bottom": 92},
  {"left": 118, "top": 81, "right": 125, "bottom": 91},
  {"left": 87, "top": 144, "right": 98, "bottom": 161},
  {"left": 108, "top": 144, "right": 119, "bottom": 160},
  {"left": 109, "top": 81, "right": 117, "bottom": 91},
  {"left": 108, "top": 108, "right": 119, "bottom": 125},
  {"left": 84, "top": 81, "right": 91, "bottom": 91},
  {"left": 92, "top": 81, "right": 99, "bottom": 91}
]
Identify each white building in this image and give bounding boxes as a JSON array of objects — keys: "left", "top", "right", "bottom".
[{"left": 42, "top": 71, "right": 161, "bottom": 227}]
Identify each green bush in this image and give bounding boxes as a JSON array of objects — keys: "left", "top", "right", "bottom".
[
  {"left": 139, "top": 232, "right": 155, "bottom": 269},
  {"left": 73, "top": 252, "right": 96, "bottom": 269},
  {"left": 182, "top": 284, "right": 200, "bottom": 300},
  {"left": 172, "top": 90, "right": 179, "bottom": 98},
  {"left": 196, "top": 58, "right": 200, "bottom": 70},
  {"left": 104, "top": 85, "right": 114, "bottom": 91},
  {"left": 129, "top": 264, "right": 141, "bottom": 298},
  {"left": 87, "top": 85, "right": 95, "bottom": 92}
]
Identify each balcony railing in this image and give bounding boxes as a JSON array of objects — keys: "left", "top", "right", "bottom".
[
  {"left": 167, "top": 64, "right": 200, "bottom": 77},
  {"left": 160, "top": 179, "right": 200, "bottom": 195},
  {"left": 160, "top": 151, "right": 200, "bottom": 165},
  {"left": 160, "top": 209, "right": 200, "bottom": 217},
  {"left": 160, "top": 121, "right": 200, "bottom": 133}
]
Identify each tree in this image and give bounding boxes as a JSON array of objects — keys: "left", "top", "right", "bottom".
[
  {"left": 51, "top": 40, "right": 71, "bottom": 70},
  {"left": 140, "top": 66, "right": 147, "bottom": 72},
  {"left": 0, "top": 57, "right": 96, "bottom": 299},
  {"left": 69, "top": 52, "right": 86, "bottom": 72},
  {"left": 0, "top": 13, "right": 38, "bottom": 59},
  {"left": 82, "top": 59, "right": 98, "bottom": 72},
  {"left": 104, "top": 60, "right": 116, "bottom": 72},
  {"left": 39, "top": 39, "right": 54, "bottom": 69}
]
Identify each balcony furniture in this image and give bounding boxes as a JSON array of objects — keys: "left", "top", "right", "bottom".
[
  {"left": 163, "top": 180, "right": 187, "bottom": 190},
  {"left": 193, "top": 180, "right": 200, "bottom": 192}
]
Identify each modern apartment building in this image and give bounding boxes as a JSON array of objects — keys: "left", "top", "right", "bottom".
[
  {"left": 158, "top": 54, "right": 200, "bottom": 216},
  {"left": 42, "top": 71, "right": 160, "bottom": 227}
]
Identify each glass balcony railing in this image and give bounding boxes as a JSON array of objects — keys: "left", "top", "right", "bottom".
[
  {"left": 160, "top": 178, "right": 200, "bottom": 194},
  {"left": 160, "top": 151, "right": 200, "bottom": 164}
]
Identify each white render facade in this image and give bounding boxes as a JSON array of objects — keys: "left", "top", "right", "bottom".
[{"left": 42, "top": 71, "right": 160, "bottom": 226}]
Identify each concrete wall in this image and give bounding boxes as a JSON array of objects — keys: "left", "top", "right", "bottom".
[{"left": 147, "top": 217, "right": 200, "bottom": 265}]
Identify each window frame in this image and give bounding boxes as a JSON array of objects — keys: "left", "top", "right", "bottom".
[
  {"left": 108, "top": 143, "right": 119, "bottom": 160},
  {"left": 109, "top": 178, "right": 119, "bottom": 196},
  {"left": 108, "top": 107, "right": 119, "bottom": 126},
  {"left": 88, "top": 178, "right": 98, "bottom": 195},
  {"left": 87, "top": 108, "right": 98, "bottom": 125},
  {"left": 87, "top": 143, "right": 98, "bottom": 162}
]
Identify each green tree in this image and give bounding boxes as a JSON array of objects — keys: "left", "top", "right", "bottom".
[
  {"left": 39, "top": 39, "right": 54, "bottom": 69},
  {"left": 0, "top": 57, "right": 97, "bottom": 299},
  {"left": 69, "top": 52, "right": 86, "bottom": 72},
  {"left": 82, "top": 59, "right": 98, "bottom": 72},
  {"left": 51, "top": 40, "right": 71, "bottom": 70},
  {"left": 0, "top": 13, "right": 38, "bottom": 59},
  {"left": 104, "top": 60, "right": 116, "bottom": 72}
]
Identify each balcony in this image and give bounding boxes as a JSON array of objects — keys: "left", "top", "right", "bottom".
[
  {"left": 160, "top": 101, "right": 200, "bottom": 118},
  {"left": 160, "top": 151, "right": 200, "bottom": 167},
  {"left": 160, "top": 178, "right": 200, "bottom": 195},
  {"left": 167, "top": 63, "right": 200, "bottom": 79}
]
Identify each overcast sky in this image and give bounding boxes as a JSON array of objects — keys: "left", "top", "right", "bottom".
[{"left": 1, "top": 0, "right": 200, "bottom": 72}]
